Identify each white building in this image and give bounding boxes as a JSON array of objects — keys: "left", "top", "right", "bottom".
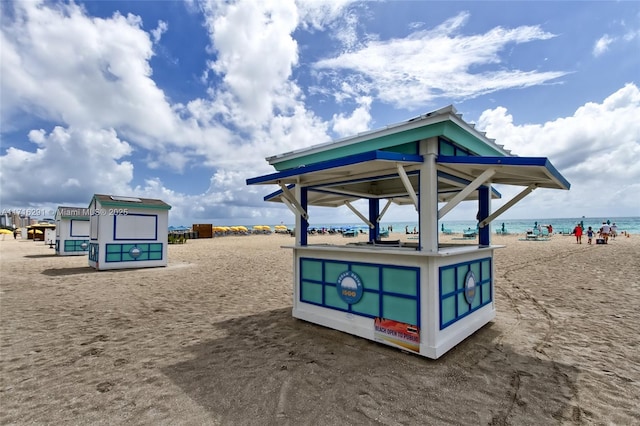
[
  {"left": 55, "top": 206, "right": 90, "bottom": 256},
  {"left": 87, "top": 194, "right": 171, "bottom": 270}
]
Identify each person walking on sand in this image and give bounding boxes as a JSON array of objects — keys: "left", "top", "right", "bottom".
[
  {"left": 573, "top": 223, "right": 583, "bottom": 244},
  {"left": 586, "top": 226, "right": 595, "bottom": 245},
  {"left": 600, "top": 222, "right": 611, "bottom": 244}
]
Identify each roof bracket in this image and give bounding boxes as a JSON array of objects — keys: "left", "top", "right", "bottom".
[
  {"left": 396, "top": 164, "right": 419, "bottom": 211},
  {"left": 377, "top": 199, "right": 393, "bottom": 223},
  {"left": 344, "top": 200, "right": 374, "bottom": 229},
  {"left": 478, "top": 184, "right": 537, "bottom": 228},
  {"left": 438, "top": 168, "right": 496, "bottom": 219},
  {"left": 278, "top": 181, "right": 309, "bottom": 221}
]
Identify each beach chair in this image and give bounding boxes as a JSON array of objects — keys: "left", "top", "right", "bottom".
[
  {"left": 520, "top": 230, "right": 550, "bottom": 242},
  {"left": 462, "top": 228, "right": 477, "bottom": 238},
  {"left": 440, "top": 224, "right": 453, "bottom": 235},
  {"left": 342, "top": 229, "right": 357, "bottom": 238}
]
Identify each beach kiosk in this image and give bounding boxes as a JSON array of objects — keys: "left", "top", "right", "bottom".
[
  {"left": 87, "top": 194, "right": 171, "bottom": 271},
  {"left": 247, "top": 105, "right": 570, "bottom": 359},
  {"left": 54, "top": 206, "right": 90, "bottom": 255}
]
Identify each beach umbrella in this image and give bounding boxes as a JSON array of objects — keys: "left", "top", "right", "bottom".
[{"left": 0, "top": 229, "right": 13, "bottom": 234}]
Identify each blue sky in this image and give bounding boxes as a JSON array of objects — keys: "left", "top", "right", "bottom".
[{"left": 1, "top": 0, "right": 639, "bottom": 226}]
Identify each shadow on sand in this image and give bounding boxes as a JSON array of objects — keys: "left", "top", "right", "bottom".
[
  {"left": 162, "top": 308, "right": 581, "bottom": 425},
  {"left": 24, "top": 254, "right": 57, "bottom": 259},
  {"left": 41, "top": 266, "right": 97, "bottom": 276}
]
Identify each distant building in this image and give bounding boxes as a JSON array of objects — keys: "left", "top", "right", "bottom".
[{"left": 0, "top": 211, "right": 30, "bottom": 229}]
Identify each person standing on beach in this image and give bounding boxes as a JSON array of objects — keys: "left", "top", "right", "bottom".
[
  {"left": 573, "top": 223, "right": 583, "bottom": 244},
  {"left": 610, "top": 223, "right": 617, "bottom": 239},
  {"left": 600, "top": 222, "right": 611, "bottom": 244},
  {"left": 586, "top": 226, "right": 595, "bottom": 245}
]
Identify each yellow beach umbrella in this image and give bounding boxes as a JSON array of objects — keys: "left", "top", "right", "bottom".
[{"left": 0, "top": 229, "right": 13, "bottom": 234}]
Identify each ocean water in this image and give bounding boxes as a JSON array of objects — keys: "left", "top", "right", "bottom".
[{"left": 278, "top": 217, "right": 640, "bottom": 235}]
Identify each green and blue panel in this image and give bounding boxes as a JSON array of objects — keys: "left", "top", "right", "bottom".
[
  {"left": 439, "top": 257, "right": 492, "bottom": 329},
  {"left": 300, "top": 257, "right": 420, "bottom": 327},
  {"left": 63, "top": 239, "right": 89, "bottom": 252},
  {"left": 105, "top": 243, "right": 163, "bottom": 262},
  {"left": 88, "top": 243, "right": 99, "bottom": 262}
]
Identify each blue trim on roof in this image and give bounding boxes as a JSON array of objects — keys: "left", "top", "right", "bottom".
[
  {"left": 247, "top": 150, "right": 423, "bottom": 185},
  {"left": 437, "top": 155, "right": 571, "bottom": 190},
  {"left": 264, "top": 184, "right": 294, "bottom": 202},
  {"left": 308, "top": 170, "right": 419, "bottom": 190}
]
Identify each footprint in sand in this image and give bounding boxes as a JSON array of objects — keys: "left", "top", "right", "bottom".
[{"left": 96, "top": 381, "right": 114, "bottom": 393}]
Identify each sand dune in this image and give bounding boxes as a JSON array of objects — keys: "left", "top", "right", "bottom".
[{"left": 1, "top": 232, "right": 638, "bottom": 425}]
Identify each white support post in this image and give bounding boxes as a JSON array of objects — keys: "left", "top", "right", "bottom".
[
  {"left": 478, "top": 184, "right": 537, "bottom": 228},
  {"left": 438, "top": 168, "right": 496, "bottom": 219},
  {"left": 344, "top": 201, "right": 375, "bottom": 229},
  {"left": 278, "top": 181, "right": 308, "bottom": 221},
  {"left": 420, "top": 137, "right": 439, "bottom": 253},
  {"left": 377, "top": 199, "right": 393, "bottom": 222},
  {"left": 397, "top": 164, "right": 419, "bottom": 211}
]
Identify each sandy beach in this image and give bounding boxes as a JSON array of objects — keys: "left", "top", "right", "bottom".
[{"left": 1, "top": 231, "right": 638, "bottom": 425}]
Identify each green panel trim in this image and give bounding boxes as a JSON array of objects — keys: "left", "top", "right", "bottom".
[
  {"left": 481, "top": 283, "right": 491, "bottom": 303},
  {"left": 299, "top": 257, "right": 420, "bottom": 327},
  {"left": 470, "top": 262, "right": 481, "bottom": 282},
  {"left": 441, "top": 268, "right": 455, "bottom": 295},
  {"left": 88, "top": 243, "right": 99, "bottom": 262},
  {"left": 351, "top": 265, "right": 379, "bottom": 291},
  {"left": 350, "top": 291, "right": 380, "bottom": 317},
  {"left": 481, "top": 260, "right": 490, "bottom": 280},
  {"left": 274, "top": 123, "right": 447, "bottom": 170},
  {"left": 324, "top": 262, "right": 345, "bottom": 283},
  {"left": 106, "top": 253, "right": 121, "bottom": 262},
  {"left": 439, "top": 257, "right": 493, "bottom": 329},
  {"left": 107, "top": 244, "right": 122, "bottom": 253},
  {"left": 104, "top": 243, "right": 164, "bottom": 263},
  {"left": 381, "top": 141, "right": 419, "bottom": 155},
  {"left": 457, "top": 292, "right": 470, "bottom": 315},
  {"left": 440, "top": 142, "right": 455, "bottom": 156},
  {"left": 442, "top": 297, "right": 456, "bottom": 324},
  {"left": 324, "top": 286, "right": 349, "bottom": 310},
  {"left": 301, "top": 259, "right": 323, "bottom": 281},
  {"left": 301, "top": 281, "right": 323, "bottom": 304},
  {"left": 97, "top": 200, "right": 171, "bottom": 210},
  {"left": 63, "top": 239, "right": 89, "bottom": 252},
  {"left": 382, "top": 268, "right": 418, "bottom": 296},
  {"left": 442, "top": 122, "right": 506, "bottom": 156},
  {"left": 382, "top": 295, "right": 418, "bottom": 325}
]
